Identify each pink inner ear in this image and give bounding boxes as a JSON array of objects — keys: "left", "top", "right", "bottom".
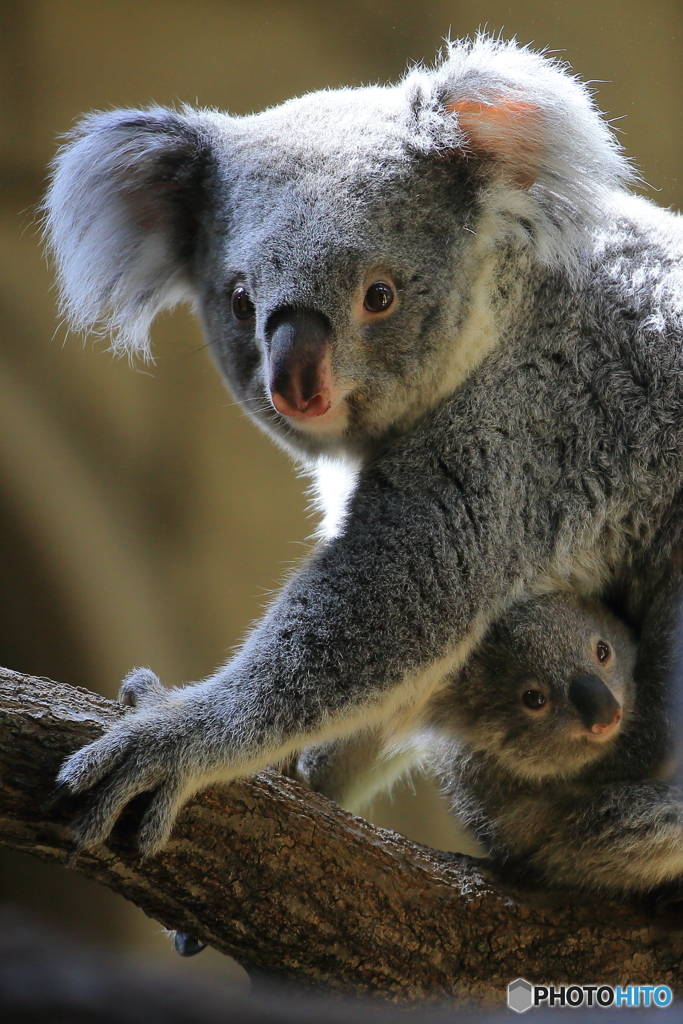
[{"left": 447, "top": 98, "right": 543, "bottom": 189}]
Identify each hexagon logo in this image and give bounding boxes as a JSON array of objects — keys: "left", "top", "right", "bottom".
[{"left": 508, "top": 978, "right": 534, "bottom": 1013}]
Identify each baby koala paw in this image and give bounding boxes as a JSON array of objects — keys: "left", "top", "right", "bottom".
[{"left": 56, "top": 668, "right": 194, "bottom": 858}]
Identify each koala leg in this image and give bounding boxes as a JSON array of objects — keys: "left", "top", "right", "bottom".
[
  {"left": 526, "top": 782, "right": 683, "bottom": 893},
  {"left": 297, "top": 730, "right": 421, "bottom": 814}
]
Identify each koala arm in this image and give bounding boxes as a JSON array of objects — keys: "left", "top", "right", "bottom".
[
  {"left": 521, "top": 781, "right": 683, "bottom": 892},
  {"left": 56, "top": 384, "right": 601, "bottom": 856}
]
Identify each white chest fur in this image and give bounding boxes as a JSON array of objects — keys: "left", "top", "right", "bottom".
[{"left": 309, "top": 457, "right": 361, "bottom": 541}]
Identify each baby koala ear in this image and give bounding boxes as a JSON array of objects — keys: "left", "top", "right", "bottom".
[{"left": 447, "top": 98, "right": 543, "bottom": 189}]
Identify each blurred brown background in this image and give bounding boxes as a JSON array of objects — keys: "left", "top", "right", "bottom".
[{"left": 0, "top": 0, "right": 681, "bottom": 979}]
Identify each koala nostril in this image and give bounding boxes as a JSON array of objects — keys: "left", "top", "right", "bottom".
[
  {"left": 271, "top": 390, "right": 303, "bottom": 417},
  {"left": 302, "top": 392, "right": 330, "bottom": 417},
  {"left": 590, "top": 706, "right": 622, "bottom": 735},
  {"left": 271, "top": 388, "right": 330, "bottom": 418}
]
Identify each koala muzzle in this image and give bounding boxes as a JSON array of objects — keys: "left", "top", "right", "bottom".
[
  {"left": 569, "top": 673, "right": 621, "bottom": 735},
  {"left": 266, "top": 308, "right": 335, "bottom": 419}
]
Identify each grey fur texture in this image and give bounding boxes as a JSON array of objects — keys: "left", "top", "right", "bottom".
[{"left": 44, "top": 37, "right": 683, "bottom": 861}]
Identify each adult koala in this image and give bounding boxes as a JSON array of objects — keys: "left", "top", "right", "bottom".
[{"left": 45, "top": 37, "right": 683, "bottom": 857}]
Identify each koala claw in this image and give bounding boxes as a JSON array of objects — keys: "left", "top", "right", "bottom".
[
  {"left": 56, "top": 695, "right": 191, "bottom": 856},
  {"left": 57, "top": 728, "right": 132, "bottom": 795},
  {"left": 137, "top": 778, "right": 187, "bottom": 857},
  {"left": 174, "top": 932, "right": 207, "bottom": 957},
  {"left": 69, "top": 763, "right": 181, "bottom": 856}
]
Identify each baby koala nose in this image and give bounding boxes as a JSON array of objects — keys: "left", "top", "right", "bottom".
[{"left": 568, "top": 673, "right": 622, "bottom": 736}]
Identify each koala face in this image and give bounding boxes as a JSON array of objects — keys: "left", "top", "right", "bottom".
[
  {"left": 196, "top": 90, "right": 480, "bottom": 459},
  {"left": 46, "top": 39, "right": 631, "bottom": 464},
  {"left": 430, "top": 594, "right": 637, "bottom": 780}
]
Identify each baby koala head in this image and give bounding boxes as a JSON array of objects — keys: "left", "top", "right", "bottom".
[{"left": 431, "top": 593, "right": 636, "bottom": 781}]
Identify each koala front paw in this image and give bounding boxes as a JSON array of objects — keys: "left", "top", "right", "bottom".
[{"left": 57, "top": 678, "right": 196, "bottom": 858}]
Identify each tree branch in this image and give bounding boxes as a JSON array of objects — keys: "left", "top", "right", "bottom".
[{"left": 1, "top": 667, "right": 682, "bottom": 1006}]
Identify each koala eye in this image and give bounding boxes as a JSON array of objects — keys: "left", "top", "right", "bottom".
[
  {"left": 231, "top": 287, "right": 255, "bottom": 321},
  {"left": 522, "top": 689, "right": 547, "bottom": 710},
  {"left": 363, "top": 281, "right": 395, "bottom": 313},
  {"left": 596, "top": 640, "right": 612, "bottom": 664}
]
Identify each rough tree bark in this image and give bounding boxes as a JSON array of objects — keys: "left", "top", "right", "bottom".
[{"left": 1, "top": 666, "right": 682, "bottom": 1008}]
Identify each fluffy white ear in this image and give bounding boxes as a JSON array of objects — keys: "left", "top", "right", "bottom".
[
  {"left": 406, "top": 37, "right": 635, "bottom": 268},
  {"left": 44, "top": 107, "right": 219, "bottom": 356},
  {"left": 447, "top": 98, "right": 543, "bottom": 189}
]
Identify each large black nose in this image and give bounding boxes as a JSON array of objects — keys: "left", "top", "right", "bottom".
[
  {"left": 265, "top": 308, "right": 333, "bottom": 417},
  {"left": 568, "top": 673, "right": 621, "bottom": 730}
]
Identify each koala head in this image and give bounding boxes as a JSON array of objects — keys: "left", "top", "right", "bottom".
[
  {"left": 44, "top": 38, "right": 631, "bottom": 462},
  {"left": 430, "top": 593, "right": 637, "bottom": 781}
]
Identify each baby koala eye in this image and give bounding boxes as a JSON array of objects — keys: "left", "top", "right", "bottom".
[
  {"left": 231, "top": 286, "right": 255, "bottom": 321},
  {"left": 596, "top": 640, "right": 612, "bottom": 664},
  {"left": 522, "top": 689, "right": 547, "bottom": 710},
  {"left": 363, "top": 281, "right": 395, "bottom": 313}
]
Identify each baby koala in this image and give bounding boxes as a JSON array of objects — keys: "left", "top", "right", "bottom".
[
  {"left": 301, "top": 592, "right": 683, "bottom": 893},
  {"left": 425, "top": 592, "right": 641, "bottom": 889},
  {"left": 429, "top": 592, "right": 633, "bottom": 779}
]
